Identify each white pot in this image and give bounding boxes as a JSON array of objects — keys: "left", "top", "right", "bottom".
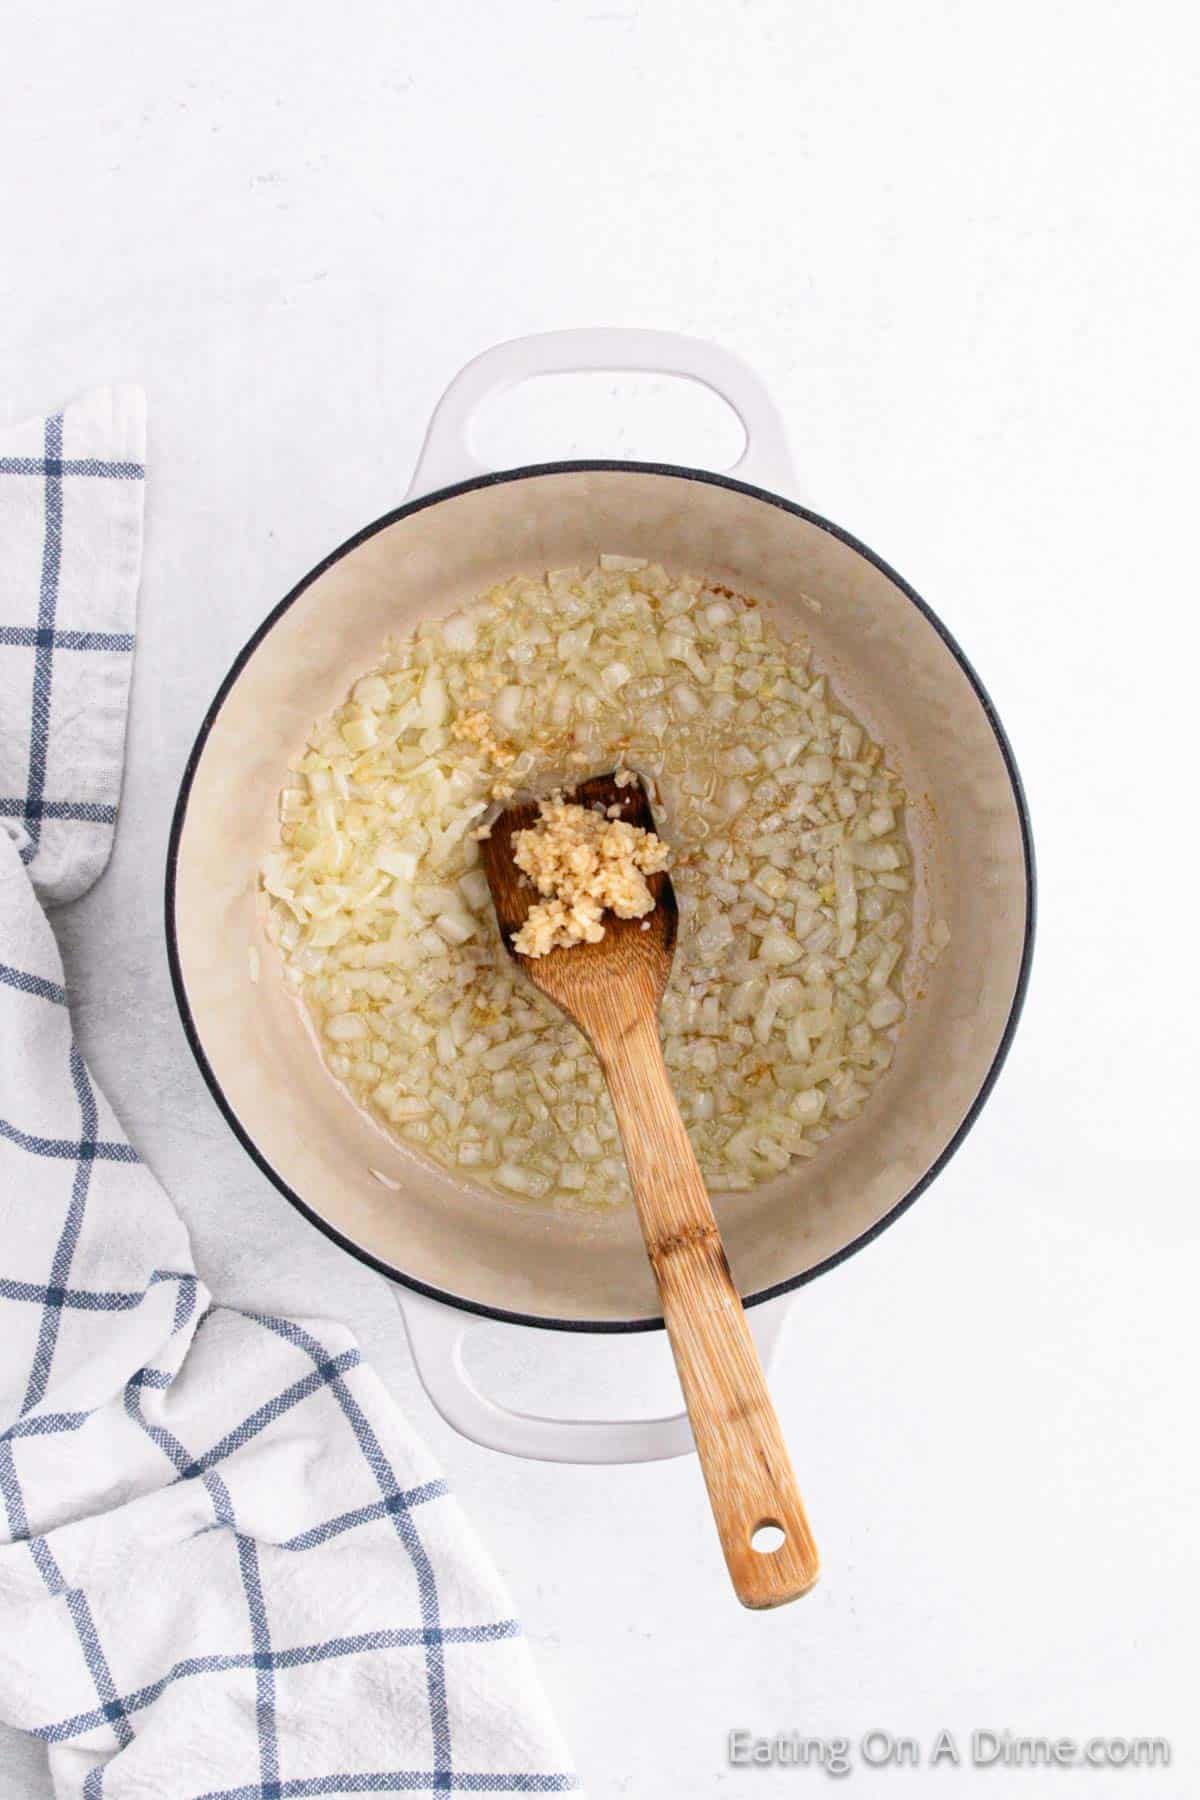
[{"left": 167, "top": 330, "right": 1034, "bottom": 1463}]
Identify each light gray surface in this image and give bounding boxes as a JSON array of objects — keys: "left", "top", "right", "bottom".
[{"left": 3, "top": 1, "right": 1197, "bottom": 1795}]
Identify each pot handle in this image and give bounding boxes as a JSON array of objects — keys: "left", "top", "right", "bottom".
[
  {"left": 405, "top": 328, "right": 798, "bottom": 501},
  {"left": 395, "top": 1284, "right": 792, "bottom": 1465}
]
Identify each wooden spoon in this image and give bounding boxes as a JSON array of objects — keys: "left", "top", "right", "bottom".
[{"left": 481, "top": 772, "right": 819, "bottom": 1608}]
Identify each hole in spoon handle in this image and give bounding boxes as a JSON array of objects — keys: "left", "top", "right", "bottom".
[{"left": 694, "top": 1384, "right": 820, "bottom": 1609}]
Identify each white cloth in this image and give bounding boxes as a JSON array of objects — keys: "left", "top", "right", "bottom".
[{"left": 0, "top": 391, "right": 579, "bottom": 1800}]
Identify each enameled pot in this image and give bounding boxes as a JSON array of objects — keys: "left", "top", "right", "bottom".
[{"left": 167, "top": 330, "right": 1034, "bottom": 1462}]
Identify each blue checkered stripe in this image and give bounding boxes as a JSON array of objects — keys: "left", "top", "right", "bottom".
[{"left": 0, "top": 924, "right": 579, "bottom": 1784}]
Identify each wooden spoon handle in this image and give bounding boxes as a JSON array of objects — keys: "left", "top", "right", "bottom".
[{"left": 597, "top": 1012, "right": 820, "bottom": 1608}]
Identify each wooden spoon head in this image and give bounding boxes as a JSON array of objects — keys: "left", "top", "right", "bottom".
[{"left": 480, "top": 772, "right": 677, "bottom": 1036}]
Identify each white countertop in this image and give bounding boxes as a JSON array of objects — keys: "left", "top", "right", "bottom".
[{"left": 4, "top": 1, "right": 1197, "bottom": 1793}]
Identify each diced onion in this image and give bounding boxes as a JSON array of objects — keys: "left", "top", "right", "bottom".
[
  {"left": 263, "top": 557, "right": 912, "bottom": 1208},
  {"left": 417, "top": 668, "right": 448, "bottom": 729},
  {"left": 440, "top": 611, "right": 477, "bottom": 653},
  {"left": 758, "top": 929, "right": 803, "bottom": 967},
  {"left": 493, "top": 685, "right": 524, "bottom": 733}
]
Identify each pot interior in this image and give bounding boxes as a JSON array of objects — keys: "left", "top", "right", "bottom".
[{"left": 170, "top": 466, "right": 1030, "bottom": 1327}]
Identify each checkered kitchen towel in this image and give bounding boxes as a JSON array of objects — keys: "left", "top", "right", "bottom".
[{"left": 0, "top": 392, "right": 580, "bottom": 1799}]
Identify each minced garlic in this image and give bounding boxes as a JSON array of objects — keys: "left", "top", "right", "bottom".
[
  {"left": 450, "top": 708, "right": 516, "bottom": 767},
  {"left": 511, "top": 796, "right": 671, "bottom": 958}
]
